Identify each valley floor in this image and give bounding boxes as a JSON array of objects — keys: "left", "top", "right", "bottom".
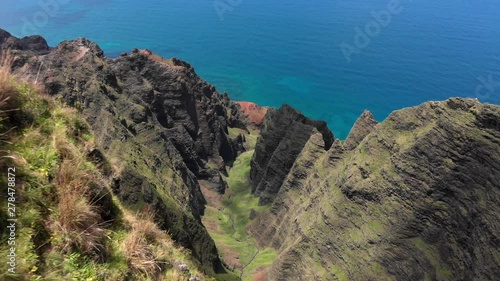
[{"left": 201, "top": 150, "right": 276, "bottom": 281}]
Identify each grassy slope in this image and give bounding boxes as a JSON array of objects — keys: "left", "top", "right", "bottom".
[
  {"left": 203, "top": 146, "right": 276, "bottom": 281},
  {"left": 0, "top": 67, "right": 213, "bottom": 280}
]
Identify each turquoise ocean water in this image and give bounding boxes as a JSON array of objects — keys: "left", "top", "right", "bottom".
[{"left": 1, "top": 0, "right": 499, "bottom": 138}]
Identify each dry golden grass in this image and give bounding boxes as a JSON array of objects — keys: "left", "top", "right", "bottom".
[
  {"left": 0, "top": 51, "right": 22, "bottom": 164},
  {"left": 0, "top": 51, "right": 18, "bottom": 122},
  {"left": 0, "top": 50, "right": 16, "bottom": 72},
  {"left": 53, "top": 127, "right": 84, "bottom": 160},
  {"left": 1, "top": 49, "right": 47, "bottom": 94},
  {"left": 50, "top": 129, "right": 107, "bottom": 255},
  {"left": 121, "top": 227, "right": 162, "bottom": 277},
  {"left": 0, "top": 50, "right": 47, "bottom": 133},
  {"left": 52, "top": 158, "right": 106, "bottom": 255},
  {"left": 120, "top": 209, "right": 170, "bottom": 278}
]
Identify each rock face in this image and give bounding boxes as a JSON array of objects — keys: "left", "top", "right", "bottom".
[
  {"left": 110, "top": 50, "right": 244, "bottom": 174},
  {"left": 343, "top": 109, "right": 378, "bottom": 150},
  {"left": 0, "top": 29, "right": 248, "bottom": 275},
  {"left": 0, "top": 29, "right": 50, "bottom": 53},
  {"left": 250, "top": 104, "right": 334, "bottom": 204},
  {"left": 249, "top": 99, "right": 500, "bottom": 280},
  {"left": 4, "top": 27, "right": 500, "bottom": 281}
]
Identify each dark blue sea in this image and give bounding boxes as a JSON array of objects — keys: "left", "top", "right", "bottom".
[{"left": 1, "top": 0, "right": 500, "bottom": 138}]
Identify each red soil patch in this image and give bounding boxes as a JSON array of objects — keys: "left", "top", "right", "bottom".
[
  {"left": 252, "top": 266, "right": 269, "bottom": 281},
  {"left": 237, "top": 101, "right": 268, "bottom": 127},
  {"left": 219, "top": 244, "right": 243, "bottom": 270}
]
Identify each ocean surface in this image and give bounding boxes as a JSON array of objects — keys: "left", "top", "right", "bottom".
[{"left": 1, "top": 0, "right": 499, "bottom": 139}]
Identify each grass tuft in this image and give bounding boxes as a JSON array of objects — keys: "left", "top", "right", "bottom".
[{"left": 120, "top": 209, "right": 167, "bottom": 278}]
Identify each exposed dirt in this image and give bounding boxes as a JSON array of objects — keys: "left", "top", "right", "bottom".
[
  {"left": 199, "top": 180, "right": 224, "bottom": 210},
  {"left": 237, "top": 101, "right": 268, "bottom": 127},
  {"left": 219, "top": 244, "right": 243, "bottom": 270},
  {"left": 252, "top": 267, "right": 269, "bottom": 281}
]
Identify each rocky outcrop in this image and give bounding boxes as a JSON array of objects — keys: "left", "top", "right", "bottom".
[
  {"left": 343, "top": 109, "right": 378, "bottom": 150},
  {"left": 250, "top": 99, "right": 500, "bottom": 280},
  {"left": 249, "top": 104, "right": 334, "bottom": 204},
  {"left": 111, "top": 49, "right": 243, "bottom": 168},
  {"left": 0, "top": 29, "right": 248, "bottom": 275},
  {"left": 0, "top": 29, "right": 49, "bottom": 53}
]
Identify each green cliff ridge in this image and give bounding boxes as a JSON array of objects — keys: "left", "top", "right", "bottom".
[
  {"left": 1, "top": 28, "right": 499, "bottom": 281},
  {"left": 0, "top": 63, "right": 215, "bottom": 280},
  {"left": 249, "top": 100, "right": 500, "bottom": 280}
]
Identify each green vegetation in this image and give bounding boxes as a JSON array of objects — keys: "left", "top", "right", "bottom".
[
  {"left": 412, "top": 237, "right": 453, "bottom": 279},
  {"left": 203, "top": 151, "right": 276, "bottom": 281},
  {"left": 331, "top": 265, "right": 348, "bottom": 281},
  {"left": 228, "top": 127, "right": 259, "bottom": 151},
  {"left": 0, "top": 62, "right": 212, "bottom": 280}
]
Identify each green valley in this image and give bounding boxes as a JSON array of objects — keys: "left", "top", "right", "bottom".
[{"left": 202, "top": 149, "right": 276, "bottom": 281}]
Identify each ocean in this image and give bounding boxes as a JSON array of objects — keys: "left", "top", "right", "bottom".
[{"left": 1, "top": 0, "right": 499, "bottom": 139}]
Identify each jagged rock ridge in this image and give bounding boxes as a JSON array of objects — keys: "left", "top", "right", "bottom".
[
  {"left": 343, "top": 109, "right": 378, "bottom": 150},
  {"left": 249, "top": 99, "right": 500, "bottom": 280},
  {"left": 0, "top": 29, "right": 249, "bottom": 275},
  {"left": 250, "top": 104, "right": 334, "bottom": 205}
]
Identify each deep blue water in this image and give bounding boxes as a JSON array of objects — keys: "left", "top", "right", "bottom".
[{"left": 1, "top": 0, "right": 500, "bottom": 139}]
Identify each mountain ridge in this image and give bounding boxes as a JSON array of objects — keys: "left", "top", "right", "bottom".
[
  {"left": 0, "top": 28, "right": 252, "bottom": 278},
  {"left": 1, "top": 28, "right": 499, "bottom": 281},
  {"left": 249, "top": 98, "right": 500, "bottom": 280}
]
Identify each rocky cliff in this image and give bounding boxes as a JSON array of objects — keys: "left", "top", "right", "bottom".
[
  {"left": 343, "top": 109, "right": 378, "bottom": 151},
  {"left": 249, "top": 99, "right": 500, "bottom": 280},
  {"left": 0, "top": 29, "right": 248, "bottom": 276},
  {"left": 3, "top": 28, "right": 499, "bottom": 281},
  {"left": 250, "top": 104, "right": 334, "bottom": 205}
]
